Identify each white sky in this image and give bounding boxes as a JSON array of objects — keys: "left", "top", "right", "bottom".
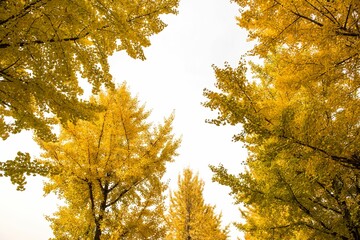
[{"left": 0, "top": 0, "right": 253, "bottom": 239}]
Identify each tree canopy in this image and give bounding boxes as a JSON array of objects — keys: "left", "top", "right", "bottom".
[
  {"left": 0, "top": 0, "right": 179, "bottom": 140},
  {"left": 37, "top": 84, "right": 180, "bottom": 239},
  {"left": 0, "top": 0, "right": 179, "bottom": 189},
  {"left": 166, "top": 168, "right": 229, "bottom": 240},
  {"left": 204, "top": 0, "right": 360, "bottom": 238}
]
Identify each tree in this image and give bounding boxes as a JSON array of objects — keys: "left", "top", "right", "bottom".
[
  {"left": 0, "top": 0, "right": 179, "bottom": 140},
  {"left": 222, "top": 1, "right": 360, "bottom": 169},
  {"left": 204, "top": 57, "right": 360, "bottom": 238},
  {"left": 204, "top": 1, "right": 360, "bottom": 234},
  {"left": 166, "top": 168, "right": 229, "bottom": 240},
  {"left": 211, "top": 157, "right": 360, "bottom": 239},
  {"left": 234, "top": 0, "right": 359, "bottom": 68},
  {"left": 37, "top": 84, "right": 181, "bottom": 239},
  {"left": 0, "top": 0, "right": 179, "bottom": 188}
]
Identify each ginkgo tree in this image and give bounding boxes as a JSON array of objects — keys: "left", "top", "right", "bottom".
[
  {"left": 0, "top": 0, "right": 179, "bottom": 140},
  {"left": 211, "top": 152, "right": 360, "bottom": 239},
  {"left": 0, "top": 0, "right": 179, "bottom": 188},
  {"left": 166, "top": 168, "right": 229, "bottom": 240},
  {"left": 37, "top": 84, "right": 181, "bottom": 240},
  {"left": 235, "top": 0, "right": 359, "bottom": 67},
  {"left": 230, "top": 1, "right": 360, "bottom": 169},
  {"left": 203, "top": 0, "right": 360, "bottom": 238},
  {"left": 204, "top": 57, "right": 360, "bottom": 239}
]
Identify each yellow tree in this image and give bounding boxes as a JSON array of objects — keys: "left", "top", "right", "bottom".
[
  {"left": 0, "top": 0, "right": 179, "bottom": 140},
  {"left": 229, "top": 1, "right": 360, "bottom": 169},
  {"left": 204, "top": 59, "right": 360, "bottom": 238},
  {"left": 234, "top": 0, "right": 359, "bottom": 70},
  {"left": 166, "top": 168, "right": 229, "bottom": 240},
  {"left": 203, "top": 1, "right": 360, "bottom": 238},
  {"left": 205, "top": 58, "right": 360, "bottom": 239},
  {"left": 212, "top": 159, "right": 360, "bottom": 239},
  {"left": 37, "top": 84, "right": 181, "bottom": 239},
  {"left": 0, "top": 0, "right": 179, "bottom": 188}
]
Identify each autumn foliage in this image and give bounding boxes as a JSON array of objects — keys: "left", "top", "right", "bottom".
[
  {"left": 0, "top": 0, "right": 179, "bottom": 141},
  {"left": 2, "top": 0, "right": 360, "bottom": 239},
  {"left": 166, "top": 168, "right": 229, "bottom": 240},
  {"left": 0, "top": 0, "right": 179, "bottom": 190},
  {"left": 204, "top": 0, "right": 360, "bottom": 239},
  {"left": 38, "top": 85, "right": 180, "bottom": 239}
]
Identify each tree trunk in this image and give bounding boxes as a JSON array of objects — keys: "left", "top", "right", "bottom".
[
  {"left": 94, "top": 181, "right": 109, "bottom": 240},
  {"left": 94, "top": 221, "right": 102, "bottom": 240}
]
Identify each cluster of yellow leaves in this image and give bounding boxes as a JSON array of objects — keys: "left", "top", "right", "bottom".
[
  {"left": 166, "top": 168, "right": 229, "bottom": 240},
  {"left": 235, "top": 0, "right": 360, "bottom": 59},
  {"left": 38, "top": 84, "right": 181, "bottom": 239},
  {"left": 0, "top": 0, "right": 179, "bottom": 189},
  {"left": 0, "top": 0, "right": 179, "bottom": 140},
  {"left": 0, "top": 151, "right": 50, "bottom": 190},
  {"left": 204, "top": 0, "right": 360, "bottom": 239}
]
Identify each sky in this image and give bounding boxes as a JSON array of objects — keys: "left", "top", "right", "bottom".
[{"left": 0, "top": 0, "right": 253, "bottom": 239}]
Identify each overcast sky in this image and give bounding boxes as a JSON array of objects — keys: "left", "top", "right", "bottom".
[{"left": 0, "top": 0, "right": 253, "bottom": 239}]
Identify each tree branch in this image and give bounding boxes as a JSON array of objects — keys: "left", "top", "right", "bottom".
[
  {"left": 274, "top": 0, "right": 323, "bottom": 27},
  {"left": 307, "top": 196, "right": 342, "bottom": 215},
  {"left": 0, "top": 25, "right": 109, "bottom": 49},
  {"left": 95, "top": 111, "right": 107, "bottom": 163},
  {"left": 343, "top": 4, "right": 352, "bottom": 29},
  {"left": 291, "top": 10, "right": 324, "bottom": 27},
  {"left": 0, "top": 0, "right": 47, "bottom": 26},
  {"left": 105, "top": 177, "right": 146, "bottom": 208},
  {"left": 87, "top": 181, "right": 97, "bottom": 221},
  {"left": 313, "top": 0, "right": 340, "bottom": 25},
  {"left": 279, "top": 134, "right": 360, "bottom": 168}
]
